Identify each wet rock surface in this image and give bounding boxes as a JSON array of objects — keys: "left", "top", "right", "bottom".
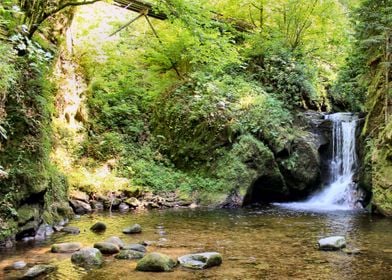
[
  {"left": 122, "top": 243, "right": 147, "bottom": 252},
  {"left": 51, "top": 242, "right": 82, "bottom": 253},
  {"left": 318, "top": 236, "right": 346, "bottom": 250},
  {"left": 71, "top": 248, "right": 103, "bottom": 267},
  {"left": 115, "top": 249, "right": 145, "bottom": 260},
  {"left": 93, "top": 242, "right": 120, "bottom": 254},
  {"left": 123, "top": 224, "right": 142, "bottom": 234},
  {"left": 90, "top": 222, "right": 106, "bottom": 233},
  {"left": 178, "top": 252, "right": 222, "bottom": 269},
  {"left": 136, "top": 252, "right": 176, "bottom": 272},
  {"left": 23, "top": 264, "right": 56, "bottom": 278}
]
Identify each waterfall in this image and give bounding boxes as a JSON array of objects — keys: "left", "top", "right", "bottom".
[{"left": 277, "top": 113, "right": 362, "bottom": 211}]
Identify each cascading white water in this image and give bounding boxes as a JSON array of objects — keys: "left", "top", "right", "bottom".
[{"left": 277, "top": 113, "right": 360, "bottom": 211}]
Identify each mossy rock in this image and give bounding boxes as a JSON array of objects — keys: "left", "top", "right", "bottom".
[
  {"left": 23, "top": 264, "right": 57, "bottom": 278},
  {"left": 115, "top": 249, "right": 144, "bottom": 260},
  {"left": 123, "top": 224, "right": 142, "bottom": 234},
  {"left": 90, "top": 222, "right": 106, "bottom": 233},
  {"left": 17, "top": 205, "right": 40, "bottom": 225},
  {"left": 136, "top": 253, "right": 176, "bottom": 272},
  {"left": 93, "top": 242, "right": 120, "bottom": 254},
  {"left": 178, "top": 252, "right": 222, "bottom": 269},
  {"left": 71, "top": 248, "right": 103, "bottom": 268}
]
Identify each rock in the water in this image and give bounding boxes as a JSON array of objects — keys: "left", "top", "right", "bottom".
[
  {"left": 122, "top": 243, "right": 146, "bottom": 253},
  {"left": 71, "top": 248, "right": 103, "bottom": 267},
  {"left": 23, "top": 264, "right": 56, "bottom": 278},
  {"left": 105, "top": 236, "right": 124, "bottom": 249},
  {"left": 51, "top": 242, "right": 82, "bottom": 253},
  {"left": 136, "top": 252, "right": 176, "bottom": 272},
  {"left": 178, "top": 252, "right": 222, "bottom": 269},
  {"left": 61, "top": 226, "right": 80, "bottom": 234},
  {"left": 69, "top": 199, "right": 92, "bottom": 214},
  {"left": 35, "top": 224, "right": 54, "bottom": 240},
  {"left": 90, "top": 222, "right": 106, "bottom": 233},
  {"left": 90, "top": 201, "right": 104, "bottom": 210},
  {"left": 125, "top": 197, "right": 140, "bottom": 208},
  {"left": 12, "top": 261, "right": 26, "bottom": 270},
  {"left": 115, "top": 249, "right": 145, "bottom": 260},
  {"left": 94, "top": 242, "right": 120, "bottom": 254},
  {"left": 119, "top": 203, "right": 130, "bottom": 211},
  {"left": 123, "top": 224, "right": 142, "bottom": 234},
  {"left": 342, "top": 248, "right": 361, "bottom": 255},
  {"left": 318, "top": 236, "right": 346, "bottom": 250}
]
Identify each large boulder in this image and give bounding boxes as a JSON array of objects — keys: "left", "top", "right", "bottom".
[
  {"left": 61, "top": 226, "right": 80, "bottom": 234},
  {"left": 229, "top": 135, "right": 289, "bottom": 206},
  {"left": 318, "top": 236, "right": 346, "bottom": 250},
  {"left": 23, "top": 264, "right": 56, "bottom": 278},
  {"left": 71, "top": 248, "right": 103, "bottom": 267},
  {"left": 123, "top": 224, "right": 142, "bottom": 234},
  {"left": 278, "top": 136, "right": 321, "bottom": 194},
  {"left": 94, "top": 242, "right": 120, "bottom": 254},
  {"left": 136, "top": 253, "right": 176, "bottom": 272},
  {"left": 51, "top": 242, "right": 82, "bottom": 253},
  {"left": 178, "top": 252, "right": 222, "bottom": 269},
  {"left": 115, "top": 249, "right": 145, "bottom": 260}
]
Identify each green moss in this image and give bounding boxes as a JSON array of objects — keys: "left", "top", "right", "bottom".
[
  {"left": 136, "top": 253, "right": 176, "bottom": 272},
  {"left": 0, "top": 54, "right": 70, "bottom": 239}
]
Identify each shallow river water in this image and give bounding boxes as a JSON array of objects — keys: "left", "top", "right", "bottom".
[{"left": 1, "top": 207, "right": 391, "bottom": 280}]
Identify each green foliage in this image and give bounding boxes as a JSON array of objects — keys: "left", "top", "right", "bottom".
[
  {"left": 81, "top": 132, "right": 125, "bottom": 161},
  {"left": 330, "top": 53, "right": 367, "bottom": 111},
  {"left": 248, "top": 53, "right": 319, "bottom": 110},
  {"left": 143, "top": 14, "right": 240, "bottom": 76},
  {"left": 0, "top": 43, "right": 17, "bottom": 103},
  {"left": 152, "top": 71, "right": 292, "bottom": 165}
]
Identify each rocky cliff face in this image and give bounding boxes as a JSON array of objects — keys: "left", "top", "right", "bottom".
[
  {"left": 240, "top": 111, "right": 332, "bottom": 206},
  {"left": 0, "top": 9, "right": 75, "bottom": 247}
]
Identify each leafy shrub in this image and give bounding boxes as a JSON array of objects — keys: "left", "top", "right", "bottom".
[
  {"left": 248, "top": 54, "right": 319, "bottom": 110},
  {"left": 152, "top": 71, "right": 293, "bottom": 165}
]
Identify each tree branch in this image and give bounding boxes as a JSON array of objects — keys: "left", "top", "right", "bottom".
[{"left": 28, "top": 0, "right": 102, "bottom": 38}]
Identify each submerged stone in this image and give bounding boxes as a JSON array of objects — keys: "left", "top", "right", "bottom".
[
  {"left": 136, "top": 252, "right": 176, "bottom": 272},
  {"left": 122, "top": 243, "right": 147, "bottom": 253},
  {"left": 178, "top": 252, "right": 222, "bottom": 269},
  {"left": 51, "top": 242, "right": 82, "bottom": 253},
  {"left": 123, "top": 224, "right": 142, "bottom": 234},
  {"left": 318, "top": 236, "right": 346, "bottom": 250},
  {"left": 12, "top": 261, "right": 27, "bottom": 270},
  {"left": 61, "top": 226, "right": 80, "bottom": 234},
  {"left": 23, "top": 264, "right": 56, "bottom": 278}
]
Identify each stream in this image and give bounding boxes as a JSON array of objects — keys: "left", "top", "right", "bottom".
[{"left": 1, "top": 207, "right": 391, "bottom": 279}]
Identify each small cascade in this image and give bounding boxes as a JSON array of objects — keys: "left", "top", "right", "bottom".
[{"left": 277, "top": 112, "right": 362, "bottom": 211}]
